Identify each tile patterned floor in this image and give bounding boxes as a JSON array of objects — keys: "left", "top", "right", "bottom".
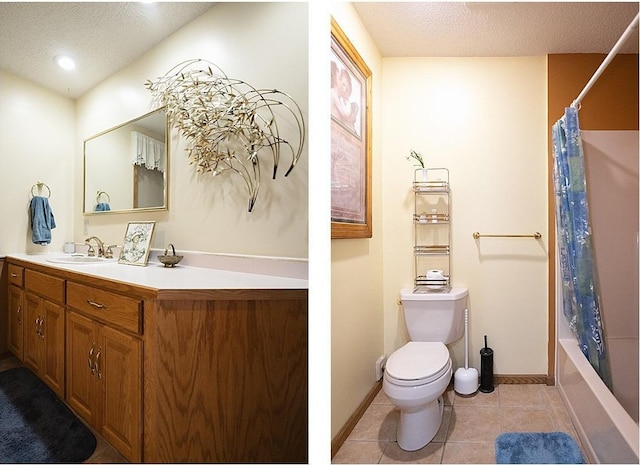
[{"left": 332, "top": 383, "right": 588, "bottom": 464}]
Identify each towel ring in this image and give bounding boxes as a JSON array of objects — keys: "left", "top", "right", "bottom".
[
  {"left": 96, "top": 190, "right": 111, "bottom": 203},
  {"left": 30, "top": 182, "right": 51, "bottom": 198}
]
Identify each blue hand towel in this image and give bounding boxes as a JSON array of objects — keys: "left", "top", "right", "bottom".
[
  {"left": 95, "top": 202, "right": 111, "bottom": 212},
  {"left": 29, "top": 196, "right": 56, "bottom": 245}
]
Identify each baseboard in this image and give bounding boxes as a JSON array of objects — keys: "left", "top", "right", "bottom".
[
  {"left": 331, "top": 380, "right": 382, "bottom": 459},
  {"left": 494, "top": 374, "right": 549, "bottom": 384}
]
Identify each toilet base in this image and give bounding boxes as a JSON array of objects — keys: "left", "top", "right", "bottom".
[{"left": 397, "top": 395, "right": 444, "bottom": 451}]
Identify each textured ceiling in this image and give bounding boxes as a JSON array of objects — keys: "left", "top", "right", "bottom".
[
  {"left": 0, "top": 2, "right": 215, "bottom": 98},
  {"left": 352, "top": 2, "right": 639, "bottom": 57},
  {"left": 1, "top": 2, "right": 638, "bottom": 100}
]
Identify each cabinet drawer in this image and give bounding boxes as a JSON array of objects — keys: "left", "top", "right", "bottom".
[
  {"left": 67, "top": 281, "right": 142, "bottom": 335},
  {"left": 8, "top": 264, "right": 24, "bottom": 287},
  {"left": 25, "top": 269, "right": 64, "bottom": 303}
]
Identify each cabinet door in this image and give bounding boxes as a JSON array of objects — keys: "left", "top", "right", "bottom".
[
  {"left": 41, "top": 300, "right": 65, "bottom": 397},
  {"left": 66, "top": 311, "right": 99, "bottom": 426},
  {"left": 7, "top": 285, "right": 23, "bottom": 359},
  {"left": 99, "top": 325, "right": 142, "bottom": 463},
  {"left": 23, "top": 293, "right": 42, "bottom": 373}
]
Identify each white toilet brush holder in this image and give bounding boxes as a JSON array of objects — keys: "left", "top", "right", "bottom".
[{"left": 454, "top": 308, "right": 479, "bottom": 395}]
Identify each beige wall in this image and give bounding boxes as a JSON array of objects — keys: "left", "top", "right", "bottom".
[
  {"left": 0, "top": 71, "right": 75, "bottom": 256},
  {"left": 330, "top": 9, "right": 550, "bottom": 441},
  {"left": 381, "top": 57, "right": 549, "bottom": 374},
  {"left": 330, "top": 3, "right": 384, "bottom": 439},
  {"left": 74, "top": 2, "right": 308, "bottom": 258}
]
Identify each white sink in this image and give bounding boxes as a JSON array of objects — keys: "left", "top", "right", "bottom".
[{"left": 46, "top": 255, "right": 116, "bottom": 265}]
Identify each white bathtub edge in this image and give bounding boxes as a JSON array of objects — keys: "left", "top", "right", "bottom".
[
  {"left": 558, "top": 338, "right": 639, "bottom": 463},
  {"left": 557, "top": 380, "right": 598, "bottom": 464}
]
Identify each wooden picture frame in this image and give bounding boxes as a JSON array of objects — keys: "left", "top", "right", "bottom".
[
  {"left": 330, "top": 17, "right": 372, "bottom": 239},
  {"left": 118, "top": 221, "right": 156, "bottom": 266}
]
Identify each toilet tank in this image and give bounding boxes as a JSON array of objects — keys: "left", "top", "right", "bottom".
[{"left": 400, "top": 287, "right": 468, "bottom": 344}]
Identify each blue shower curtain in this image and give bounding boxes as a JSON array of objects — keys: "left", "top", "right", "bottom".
[{"left": 552, "top": 107, "right": 612, "bottom": 389}]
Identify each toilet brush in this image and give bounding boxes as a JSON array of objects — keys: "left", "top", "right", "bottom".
[
  {"left": 454, "top": 308, "right": 479, "bottom": 395},
  {"left": 479, "top": 335, "right": 495, "bottom": 393}
]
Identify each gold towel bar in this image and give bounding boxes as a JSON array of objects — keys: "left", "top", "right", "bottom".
[{"left": 473, "top": 232, "right": 542, "bottom": 239}]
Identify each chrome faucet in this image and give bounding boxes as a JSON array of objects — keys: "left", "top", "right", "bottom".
[{"left": 85, "top": 236, "right": 105, "bottom": 257}]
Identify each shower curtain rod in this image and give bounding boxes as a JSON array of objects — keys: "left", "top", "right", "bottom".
[{"left": 571, "top": 12, "right": 639, "bottom": 109}]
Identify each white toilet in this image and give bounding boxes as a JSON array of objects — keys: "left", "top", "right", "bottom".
[{"left": 383, "top": 287, "right": 469, "bottom": 451}]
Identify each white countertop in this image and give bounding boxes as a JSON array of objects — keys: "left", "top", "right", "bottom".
[{"left": 7, "top": 253, "right": 308, "bottom": 291}]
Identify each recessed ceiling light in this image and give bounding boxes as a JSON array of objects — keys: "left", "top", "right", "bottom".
[{"left": 54, "top": 55, "right": 76, "bottom": 70}]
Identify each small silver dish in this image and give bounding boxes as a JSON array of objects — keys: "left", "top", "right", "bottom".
[{"left": 157, "top": 244, "right": 183, "bottom": 268}]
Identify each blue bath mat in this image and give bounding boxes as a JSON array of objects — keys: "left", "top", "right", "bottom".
[
  {"left": 0, "top": 367, "right": 97, "bottom": 462},
  {"left": 495, "top": 432, "right": 585, "bottom": 464}
]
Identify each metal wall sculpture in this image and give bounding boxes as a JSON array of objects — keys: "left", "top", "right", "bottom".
[{"left": 146, "top": 59, "right": 305, "bottom": 212}]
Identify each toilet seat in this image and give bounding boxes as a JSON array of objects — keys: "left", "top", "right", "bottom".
[{"left": 385, "top": 342, "right": 451, "bottom": 387}]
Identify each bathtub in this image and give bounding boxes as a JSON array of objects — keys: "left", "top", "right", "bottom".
[
  {"left": 557, "top": 337, "right": 639, "bottom": 464},
  {"left": 556, "top": 130, "right": 639, "bottom": 463}
]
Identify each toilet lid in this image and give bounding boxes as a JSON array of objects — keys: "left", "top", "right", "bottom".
[{"left": 385, "top": 342, "right": 450, "bottom": 386}]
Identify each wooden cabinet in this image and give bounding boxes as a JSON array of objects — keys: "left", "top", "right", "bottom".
[
  {"left": 7, "top": 263, "right": 24, "bottom": 288},
  {"left": 22, "top": 270, "right": 65, "bottom": 396},
  {"left": 67, "top": 281, "right": 142, "bottom": 335},
  {"left": 5, "top": 257, "right": 308, "bottom": 464},
  {"left": 66, "top": 310, "right": 99, "bottom": 425},
  {"left": 100, "top": 324, "right": 142, "bottom": 462},
  {"left": 23, "top": 293, "right": 43, "bottom": 372},
  {"left": 66, "top": 286, "right": 142, "bottom": 463},
  {"left": 144, "top": 292, "right": 308, "bottom": 463},
  {"left": 7, "top": 264, "right": 24, "bottom": 359}
]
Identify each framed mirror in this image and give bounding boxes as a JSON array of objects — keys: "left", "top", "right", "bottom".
[{"left": 83, "top": 107, "right": 168, "bottom": 214}]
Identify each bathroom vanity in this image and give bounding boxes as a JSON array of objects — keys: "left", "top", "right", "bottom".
[{"left": 2, "top": 254, "right": 308, "bottom": 463}]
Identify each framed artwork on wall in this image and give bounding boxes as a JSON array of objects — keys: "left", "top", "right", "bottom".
[
  {"left": 118, "top": 221, "right": 156, "bottom": 266},
  {"left": 330, "top": 17, "right": 373, "bottom": 239}
]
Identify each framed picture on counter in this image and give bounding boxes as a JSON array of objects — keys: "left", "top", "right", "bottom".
[{"left": 118, "top": 221, "right": 155, "bottom": 266}]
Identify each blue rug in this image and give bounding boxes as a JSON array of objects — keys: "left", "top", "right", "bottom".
[
  {"left": 0, "top": 367, "right": 97, "bottom": 463},
  {"left": 496, "top": 432, "right": 585, "bottom": 464}
]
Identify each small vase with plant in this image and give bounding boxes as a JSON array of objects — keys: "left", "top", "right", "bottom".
[{"left": 407, "top": 149, "right": 428, "bottom": 180}]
